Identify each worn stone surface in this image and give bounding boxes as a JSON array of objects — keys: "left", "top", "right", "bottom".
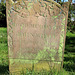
[{"left": 6, "top": 0, "right": 69, "bottom": 73}]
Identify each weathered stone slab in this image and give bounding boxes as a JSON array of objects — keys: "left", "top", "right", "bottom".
[{"left": 6, "top": 0, "right": 69, "bottom": 73}]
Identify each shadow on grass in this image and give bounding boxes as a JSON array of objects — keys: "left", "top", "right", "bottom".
[
  {"left": 63, "top": 56, "right": 75, "bottom": 71},
  {"left": 63, "top": 62, "right": 75, "bottom": 72},
  {"left": 64, "top": 35, "right": 75, "bottom": 72},
  {"left": 0, "top": 65, "right": 9, "bottom": 74},
  {"left": 65, "top": 36, "right": 75, "bottom": 52},
  {"left": 64, "top": 56, "right": 75, "bottom": 62}
]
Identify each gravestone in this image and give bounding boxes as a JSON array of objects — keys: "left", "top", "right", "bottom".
[{"left": 6, "top": 0, "right": 69, "bottom": 73}]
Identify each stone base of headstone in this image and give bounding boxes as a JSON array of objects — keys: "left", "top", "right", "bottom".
[{"left": 9, "top": 60, "right": 61, "bottom": 74}]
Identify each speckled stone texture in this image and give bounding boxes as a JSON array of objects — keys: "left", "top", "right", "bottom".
[{"left": 6, "top": 0, "right": 69, "bottom": 73}]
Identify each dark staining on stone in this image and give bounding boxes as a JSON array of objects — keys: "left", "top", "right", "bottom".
[{"left": 12, "top": 0, "right": 18, "bottom": 3}]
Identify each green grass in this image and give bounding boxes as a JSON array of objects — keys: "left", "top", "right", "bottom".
[
  {"left": 63, "top": 31, "right": 75, "bottom": 74},
  {"left": 9, "top": 69, "right": 70, "bottom": 75},
  {"left": 66, "top": 32, "right": 75, "bottom": 37},
  {"left": 0, "top": 27, "right": 75, "bottom": 75},
  {"left": 0, "top": 27, "right": 8, "bottom": 74}
]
